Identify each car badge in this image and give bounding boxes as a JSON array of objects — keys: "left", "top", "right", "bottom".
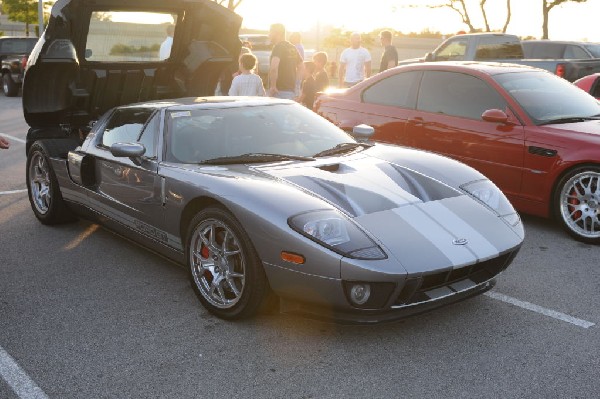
[{"left": 453, "top": 238, "right": 468, "bottom": 246}]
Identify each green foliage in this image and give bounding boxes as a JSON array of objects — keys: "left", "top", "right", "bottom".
[
  {"left": 110, "top": 43, "right": 161, "bottom": 55},
  {"left": 2, "top": 0, "right": 39, "bottom": 25}
]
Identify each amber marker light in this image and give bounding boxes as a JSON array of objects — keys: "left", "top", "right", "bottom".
[{"left": 281, "top": 251, "right": 305, "bottom": 264}]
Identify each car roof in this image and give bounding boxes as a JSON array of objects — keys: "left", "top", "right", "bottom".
[
  {"left": 400, "top": 61, "right": 544, "bottom": 76},
  {"left": 119, "top": 96, "right": 294, "bottom": 111}
]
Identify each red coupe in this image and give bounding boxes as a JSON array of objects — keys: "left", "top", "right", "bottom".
[
  {"left": 574, "top": 73, "right": 600, "bottom": 99},
  {"left": 315, "top": 62, "right": 600, "bottom": 243}
]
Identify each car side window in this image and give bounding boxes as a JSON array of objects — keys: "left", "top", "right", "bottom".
[
  {"left": 434, "top": 39, "right": 467, "bottom": 61},
  {"left": 137, "top": 113, "right": 160, "bottom": 158},
  {"left": 85, "top": 11, "right": 177, "bottom": 62},
  {"left": 417, "top": 71, "right": 507, "bottom": 120},
  {"left": 564, "top": 45, "right": 589, "bottom": 59},
  {"left": 101, "top": 108, "right": 154, "bottom": 151},
  {"left": 362, "top": 71, "right": 420, "bottom": 109}
]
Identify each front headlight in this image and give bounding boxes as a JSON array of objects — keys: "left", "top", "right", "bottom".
[
  {"left": 461, "top": 179, "right": 520, "bottom": 225},
  {"left": 289, "top": 210, "right": 386, "bottom": 260}
]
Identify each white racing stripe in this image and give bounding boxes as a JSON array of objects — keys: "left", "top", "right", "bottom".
[
  {"left": 0, "top": 190, "right": 27, "bottom": 196},
  {"left": 485, "top": 291, "right": 595, "bottom": 329},
  {"left": 0, "top": 346, "right": 49, "bottom": 399},
  {"left": 0, "top": 133, "right": 26, "bottom": 144}
]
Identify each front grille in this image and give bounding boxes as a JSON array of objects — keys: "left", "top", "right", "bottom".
[{"left": 393, "top": 250, "right": 518, "bottom": 306}]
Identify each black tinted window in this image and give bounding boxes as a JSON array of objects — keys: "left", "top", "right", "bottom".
[
  {"left": 417, "top": 71, "right": 507, "bottom": 120},
  {"left": 564, "top": 45, "right": 589, "bottom": 59},
  {"left": 102, "top": 108, "right": 154, "bottom": 149},
  {"left": 362, "top": 71, "right": 420, "bottom": 108}
]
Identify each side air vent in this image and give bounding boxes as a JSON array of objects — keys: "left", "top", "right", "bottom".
[{"left": 528, "top": 146, "right": 557, "bottom": 157}]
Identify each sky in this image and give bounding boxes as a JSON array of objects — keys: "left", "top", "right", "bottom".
[{"left": 235, "top": 0, "right": 600, "bottom": 42}]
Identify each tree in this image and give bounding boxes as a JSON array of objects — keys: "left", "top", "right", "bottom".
[
  {"left": 542, "top": 0, "right": 587, "bottom": 39},
  {"left": 213, "top": 0, "right": 244, "bottom": 10},
  {"left": 3, "top": 0, "right": 38, "bottom": 36},
  {"left": 409, "top": 0, "right": 512, "bottom": 34}
]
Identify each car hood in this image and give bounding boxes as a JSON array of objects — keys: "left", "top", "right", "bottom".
[
  {"left": 23, "top": 0, "right": 241, "bottom": 129},
  {"left": 546, "top": 119, "right": 600, "bottom": 136},
  {"left": 258, "top": 155, "right": 523, "bottom": 273}
]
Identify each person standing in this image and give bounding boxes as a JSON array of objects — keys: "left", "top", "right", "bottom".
[
  {"left": 338, "top": 32, "right": 371, "bottom": 88},
  {"left": 379, "top": 30, "right": 398, "bottom": 72},
  {"left": 159, "top": 24, "right": 175, "bottom": 60},
  {"left": 289, "top": 32, "right": 305, "bottom": 60},
  {"left": 297, "top": 61, "right": 317, "bottom": 110},
  {"left": 312, "top": 51, "right": 329, "bottom": 92},
  {"left": 228, "top": 53, "right": 266, "bottom": 96},
  {"left": 268, "top": 23, "right": 304, "bottom": 99}
]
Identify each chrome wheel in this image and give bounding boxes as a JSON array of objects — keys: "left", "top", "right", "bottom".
[
  {"left": 28, "top": 151, "right": 52, "bottom": 215},
  {"left": 190, "top": 218, "right": 246, "bottom": 309},
  {"left": 559, "top": 170, "right": 600, "bottom": 240}
]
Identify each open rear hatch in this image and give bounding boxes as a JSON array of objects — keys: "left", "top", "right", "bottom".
[{"left": 23, "top": 0, "right": 242, "bottom": 130}]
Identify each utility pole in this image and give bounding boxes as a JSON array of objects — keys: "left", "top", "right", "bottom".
[{"left": 38, "top": 0, "right": 44, "bottom": 36}]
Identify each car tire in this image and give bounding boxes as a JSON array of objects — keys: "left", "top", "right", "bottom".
[
  {"left": 2, "top": 73, "right": 19, "bottom": 97},
  {"left": 26, "top": 141, "right": 76, "bottom": 225},
  {"left": 554, "top": 165, "right": 600, "bottom": 243},
  {"left": 186, "top": 206, "right": 270, "bottom": 319}
]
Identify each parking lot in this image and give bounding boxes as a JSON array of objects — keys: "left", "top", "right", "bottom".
[{"left": 1, "top": 93, "right": 599, "bottom": 398}]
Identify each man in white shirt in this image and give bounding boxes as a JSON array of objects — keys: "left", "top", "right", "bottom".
[
  {"left": 338, "top": 32, "right": 371, "bottom": 88},
  {"left": 159, "top": 25, "right": 175, "bottom": 60}
]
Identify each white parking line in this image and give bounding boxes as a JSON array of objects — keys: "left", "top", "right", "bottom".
[
  {"left": 485, "top": 291, "right": 595, "bottom": 329},
  {"left": 0, "top": 190, "right": 27, "bottom": 196},
  {"left": 0, "top": 346, "right": 49, "bottom": 399},
  {"left": 0, "top": 133, "right": 26, "bottom": 144}
]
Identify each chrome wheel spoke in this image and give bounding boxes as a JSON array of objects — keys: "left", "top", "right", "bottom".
[
  {"left": 190, "top": 217, "right": 246, "bottom": 309},
  {"left": 560, "top": 170, "right": 600, "bottom": 239}
]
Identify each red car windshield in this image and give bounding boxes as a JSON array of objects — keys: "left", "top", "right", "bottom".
[{"left": 494, "top": 71, "right": 600, "bottom": 125}]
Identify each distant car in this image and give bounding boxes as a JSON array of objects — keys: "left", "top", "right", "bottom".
[
  {"left": 1, "top": 36, "right": 37, "bottom": 96},
  {"left": 523, "top": 40, "right": 600, "bottom": 60},
  {"left": 25, "top": 97, "right": 523, "bottom": 322},
  {"left": 315, "top": 61, "right": 600, "bottom": 243},
  {"left": 574, "top": 73, "right": 600, "bottom": 99}
]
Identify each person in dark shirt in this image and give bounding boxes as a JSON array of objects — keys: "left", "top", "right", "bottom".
[
  {"left": 268, "top": 23, "right": 304, "bottom": 99},
  {"left": 312, "top": 51, "right": 329, "bottom": 92},
  {"left": 379, "top": 30, "right": 398, "bottom": 72},
  {"left": 298, "top": 61, "right": 317, "bottom": 110}
]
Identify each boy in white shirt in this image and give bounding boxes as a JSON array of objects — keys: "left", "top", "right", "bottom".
[{"left": 228, "top": 53, "right": 266, "bottom": 96}]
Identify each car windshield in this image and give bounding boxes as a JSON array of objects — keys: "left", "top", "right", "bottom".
[
  {"left": 165, "top": 103, "right": 355, "bottom": 164},
  {"left": 493, "top": 71, "right": 600, "bottom": 125}
]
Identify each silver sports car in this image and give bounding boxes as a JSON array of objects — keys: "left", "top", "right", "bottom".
[{"left": 26, "top": 97, "right": 524, "bottom": 322}]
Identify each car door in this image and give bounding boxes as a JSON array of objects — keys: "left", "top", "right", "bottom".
[
  {"left": 85, "top": 108, "right": 166, "bottom": 237},
  {"left": 406, "top": 70, "right": 525, "bottom": 196},
  {"left": 352, "top": 70, "right": 421, "bottom": 142}
]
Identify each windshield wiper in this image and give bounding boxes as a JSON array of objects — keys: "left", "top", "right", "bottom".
[
  {"left": 199, "top": 153, "right": 315, "bottom": 165},
  {"left": 313, "top": 142, "right": 373, "bottom": 158},
  {"left": 539, "top": 116, "right": 600, "bottom": 125}
]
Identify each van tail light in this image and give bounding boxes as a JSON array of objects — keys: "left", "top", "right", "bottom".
[{"left": 555, "top": 63, "right": 566, "bottom": 78}]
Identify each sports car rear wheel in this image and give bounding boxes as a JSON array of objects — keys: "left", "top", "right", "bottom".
[
  {"left": 187, "top": 207, "right": 269, "bottom": 319},
  {"left": 555, "top": 166, "right": 600, "bottom": 243},
  {"left": 26, "top": 141, "right": 75, "bottom": 224}
]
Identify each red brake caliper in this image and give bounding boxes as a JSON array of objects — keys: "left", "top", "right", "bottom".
[
  {"left": 200, "top": 243, "right": 213, "bottom": 281},
  {"left": 569, "top": 185, "right": 581, "bottom": 221}
]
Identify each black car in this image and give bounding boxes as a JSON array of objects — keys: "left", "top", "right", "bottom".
[{"left": 1, "top": 36, "right": 38, "bottom": 96}]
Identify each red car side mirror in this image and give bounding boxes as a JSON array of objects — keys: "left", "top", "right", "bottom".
[{"left": 482, "top": 109, "right": 510, "bottom": 124}]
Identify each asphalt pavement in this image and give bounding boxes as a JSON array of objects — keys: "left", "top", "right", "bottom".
[{"left": 1, "top": 94, "right": 599, "bottom": 399}]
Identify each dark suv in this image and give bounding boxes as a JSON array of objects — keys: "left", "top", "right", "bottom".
[
  {"left": 1, "top": 36, "right": 38, "bottom": 96},
  {"left": 23, "top": 0, "right": 241, "bottom": 151}
]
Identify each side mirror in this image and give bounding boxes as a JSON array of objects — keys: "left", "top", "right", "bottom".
[
  {"left": 351, "top": 124, "right": 375, "bottom": 142},
  {"left": 482, "top": 109, "right": 510, "bottom": 124},
  {"left": 110, "top": 142, "right": 146, "bottom": 160},
  {"left": 424, "top": 52, "right": 434, "bottom": 62}
]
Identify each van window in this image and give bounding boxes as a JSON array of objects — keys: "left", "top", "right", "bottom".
[
  {"left": 85, "top": 11, "right": 177, "bottom": 62},
  {"left": 475, "top": 37, "right": 523, "bottom": 60}
]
